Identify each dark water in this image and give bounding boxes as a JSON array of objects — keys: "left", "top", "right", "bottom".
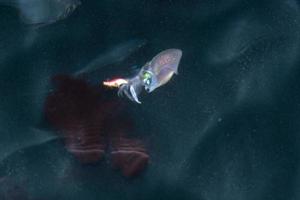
[{"left": 0, "top": 0, "right": 300, "bottom": 199}]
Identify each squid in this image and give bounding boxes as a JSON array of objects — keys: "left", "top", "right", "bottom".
[{"left": 103, "top": 49, "right": 182, "bottom": 104}]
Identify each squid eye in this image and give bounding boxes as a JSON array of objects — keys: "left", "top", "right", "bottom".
[
  {"left": 143, "top": 77, "right": 152, "bottom": 86},
  {"left": 142, "top": 71, "right": 153, "bottom": 87},
  {"left": 145, "top": 79, "right": 151, "bottom": 85}
]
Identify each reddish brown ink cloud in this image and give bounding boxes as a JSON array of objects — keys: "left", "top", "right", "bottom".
[{"left": 44, "top": 75, "right": 149, "bottom": 177}]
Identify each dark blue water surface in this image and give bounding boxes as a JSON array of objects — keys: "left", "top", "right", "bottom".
[{"left": 0, "top": 0, "right": 300, "bottom": 199}]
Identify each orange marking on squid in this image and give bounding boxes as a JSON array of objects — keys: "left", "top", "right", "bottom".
[{"left": 103, "top": 78, "right": 128, "bottom": 88}]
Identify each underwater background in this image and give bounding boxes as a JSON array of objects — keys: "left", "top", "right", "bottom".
[{"left": 0, "top": 0, "right": 300, "bottom": 199}]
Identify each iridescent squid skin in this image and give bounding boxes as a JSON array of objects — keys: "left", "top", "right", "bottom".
[{"left": 103, "top": 49, "right": 182, "bottom": 104}]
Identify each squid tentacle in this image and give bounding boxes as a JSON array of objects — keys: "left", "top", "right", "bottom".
[
  {"left": 117, "top": 83, "right": 141, "bottom": 104},
  {"left": 118, "top": 84, "right": 127, "bottom": 97},
  {"left": 129, "top": 85, "right": 141, "bottom": 104}
]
